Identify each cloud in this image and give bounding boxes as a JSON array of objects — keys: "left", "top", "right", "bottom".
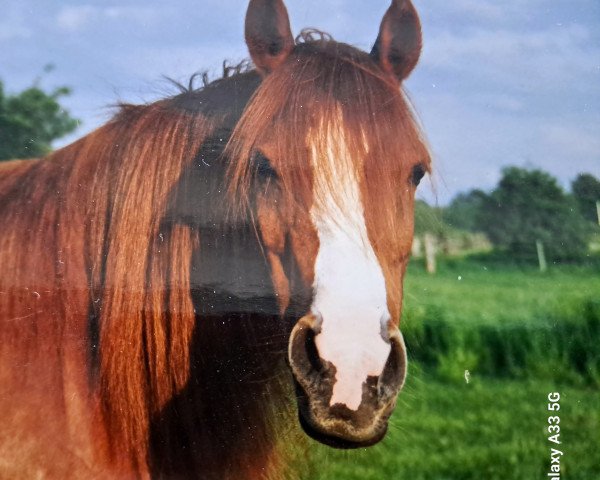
[
  {"left": 439, "top": 0, "right": 505, "bottom": 21},
  {"left": 469, "top": 93, "right": 524, "bottom": 113},
  {"left": 542, "top": 123, "right": 600, "bottom": 169},
  {"left": 408, "top": 0, "right": 600, "bottom": 202},
  {"left": 56, "top": 6, "right": 96, "bottom": 31},
  {"left": 0, "top": 3, "right": 34, "bottom": 41},
  {"left": 56, "top": 5, "right": 167, "bottom": 32},
  {"left": 0, "top": 24, "right": 32, "bottom": 41},
  {"left": 421, "top": 24, "right": 597, "bottom": 93},
  {"left": 412, "top": 86, "right": 600, "bottom": 204},
  {"left": 110, "top": 44, "right": 245, "bottom": 84},
  {"left": 418, "top": 0, "right": 547, "bottom": 24}
]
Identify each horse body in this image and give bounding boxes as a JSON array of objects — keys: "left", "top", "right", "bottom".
[
  {"left": 0, "top": 1, "right": 429, "bottom": 478},
  {"left": 0, "top": 145, "right": 109, "bottom": 477}
]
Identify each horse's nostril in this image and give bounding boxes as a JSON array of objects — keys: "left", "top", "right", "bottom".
[
  {"left": 377, "top": 330, "right": 407, "bottom": 402},
  {"left": 289, "top": 314, "right": 325, "bottom": 378},
  {"left": 304, "top": 328, "right": 323, "bottom": 372}
]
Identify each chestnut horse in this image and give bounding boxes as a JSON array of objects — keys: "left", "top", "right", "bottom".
[{"left": 0, "top": 0, "right": 429, "bottom": 478}]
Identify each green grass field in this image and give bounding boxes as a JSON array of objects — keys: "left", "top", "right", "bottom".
[
  {"left": 402, "top": 259, "right": 600, "bottom": 327},
  {"left": 303, "top": 258, "right": 600, "bottom": 479},
  {"left": 309, "top": 371, "right": 599, "bottom": 480}
]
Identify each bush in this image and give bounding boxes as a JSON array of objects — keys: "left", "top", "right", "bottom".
[
  {"left": 402, "top": 299, "right": 600, "bottom": 387},
  {"left": 478, "top": 167, "right": 590, "bottom": 262}
]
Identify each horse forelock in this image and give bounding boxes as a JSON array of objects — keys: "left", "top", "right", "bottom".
[{"left": 227, "top": 38, "right": 429, "bottom": 212}]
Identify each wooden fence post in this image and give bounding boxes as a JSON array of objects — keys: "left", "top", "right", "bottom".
[
  {"left": 424, "top": 233, "right": 436, "bottom": 274},
  {"left": 536, "top": 239, "right": 547, "bottom": 272},
  {"left": 411, "top": 235, "right": 422, "bottom": 258}
]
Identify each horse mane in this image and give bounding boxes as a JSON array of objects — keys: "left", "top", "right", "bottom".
[
  {"left": 164, "top": 59, "right": 253, "bottom": 94},
  {"left": 0, "top": 100, "right": 214, "bottom": 468},
  {"left": 95, "top": 105, "right": 213, "bottom": 466}
]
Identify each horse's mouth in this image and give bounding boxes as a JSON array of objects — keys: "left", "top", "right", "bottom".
[
  {"left": 290, "top": 372, "right": 396, "bottom": 449},
  {"left": 297, "top": 404, "right": 389, "bottom": 449},
  {"left": 287, "top": 315, "right": 406, "bottom": 448}
]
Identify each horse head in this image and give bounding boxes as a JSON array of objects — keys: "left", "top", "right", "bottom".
[{"left": 229, "top": 0, "right": 430, "bottom": 448}]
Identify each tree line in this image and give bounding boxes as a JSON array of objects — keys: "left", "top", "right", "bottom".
[{"left": 436, "top": 168, "right": 600, "bottom": 262}]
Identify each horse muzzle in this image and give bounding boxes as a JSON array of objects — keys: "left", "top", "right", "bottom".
[{"left": 287, "top": 314, "right": 407, "bottom": 448}]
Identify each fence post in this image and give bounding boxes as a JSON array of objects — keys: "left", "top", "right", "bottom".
[
  {"left": 536, "top": 239, "right": 547, "bottom": 272},
  {"left": 424, "top": 233, "right": 436, "bottom": 274},
  {"left": 596, "top": 200, "right": 600, "bottom": 226},
  {"left": 411, "top": 235, "right": 422, "bottom": 258}
]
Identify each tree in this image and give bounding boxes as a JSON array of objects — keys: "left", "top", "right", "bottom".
[
  {"left": 414, "top": 200, "right": 445, "bottom": 236},
  {"left": 478, "top": 167, "right": 589, "bottom": 261},
  {"left": 0, "top": 77, "right": 79, "bottom": 161},
  {"left": 443, "top": 189, "right": 488, "bottom": 232},
  {"left": 572, "top": 173, "right": 600, "bottom": 224}
]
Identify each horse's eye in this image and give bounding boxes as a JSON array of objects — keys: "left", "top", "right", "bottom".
[
  {"left": 411, "top": 163, "right": 427, "bottom": 186},
  {"left": 255, "top": 153, "right": 278, "bottom": 180}
]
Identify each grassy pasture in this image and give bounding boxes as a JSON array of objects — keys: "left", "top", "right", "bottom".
[
  {"left": 304, "top": 258, "right": 600, "bottom": 479},
  {"left": 401, "top": 259, "right": 600, "bottom": 386},
  {"left": 402, "top": 259, "right": 600, "bottom": 327},
  {"left": 309, "top": 370, "right": 599, "bottom": 480}
]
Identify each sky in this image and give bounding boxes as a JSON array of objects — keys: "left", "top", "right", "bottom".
[{"left": 0, "top": 0, "right": 599, "bottom": 204}]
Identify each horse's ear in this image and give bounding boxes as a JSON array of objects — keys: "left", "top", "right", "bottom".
[
  {"left": 370, "top": 0, "right": 422, "bottom": 81},
  {"left": 245, "top": 0, "right": 294, "bottom": 75}
]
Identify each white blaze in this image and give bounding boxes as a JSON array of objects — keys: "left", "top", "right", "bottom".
[{"left": 310, "top": 130, "right": 391, "bottom": 411}]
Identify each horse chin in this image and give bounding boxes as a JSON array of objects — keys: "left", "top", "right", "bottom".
[
  {"left": 297, "top": 407, "right": 389, "bottom": 449},
  {"left": 291, "top": 376, "right": 394, "bottom": 449}
]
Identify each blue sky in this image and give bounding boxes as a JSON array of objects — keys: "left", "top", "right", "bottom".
[{"left": 1, "top": 0, "right": 598, "bottom": 204}]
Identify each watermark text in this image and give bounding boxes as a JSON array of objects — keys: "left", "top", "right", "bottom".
[{"left": 547, "top": 392, "right": 562, "bottom": 478}]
